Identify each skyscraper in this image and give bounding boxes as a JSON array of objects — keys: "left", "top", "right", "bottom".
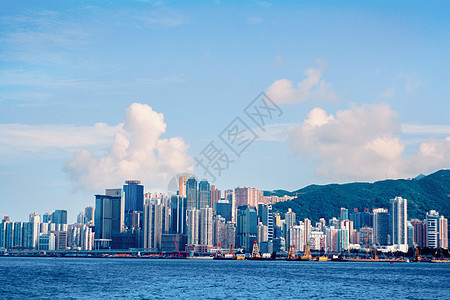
[
  {"left": 439, "top": 216, "right": 448, "bottom": 249},
  {"left": 178, "top": 176, "right": 188, "bottom": 197},
  {"left": 236, "top": 205, "right": 257, "bottom": 252},
  {"left": 27, "top": 212, "right": 40, "bottom": 249},
  {"left": 258, "top": 204, "right": 274, "bottom": 241},
  {"left": 390, "top": 196, "right": 408, "bottom": 251},
  {"left": 186, "top": 209, "right": 200, "bottom": 245},
  {"left": 200, "top": 207, "right": 213, "bottom": 246},
  {"left": 224, "top": 189, "right": 236, "bottom": 223},
  {"left": 426, "top": 210, "right": 448, "bottom": 249},
  {"left": 123, "top": 180, "right": 144, "bottom": 229},
  {"left": 198, "top": 179, "right": 211, "bottom": 209},
  {"left": 52, "top": 210, "right": 68, "bottom": 225},
  {"left": 143, "top": 203, "right": 164, "bottom": 250},
  {"left": 257, "top": 222, "right": 268, "bottom": 248},
  {"left": 210, "top": 185, "right": 220, "bottom": 211},
  {"left": 340, "top": 208, "right": 349, "bottom": 221},
  {"left": 285, "top": 208, "right": 296, "bottom": 247},
  {"left": 186, "top": 177, "right": 198, "bottom": 210},
  {"left": 410, "top": 219, "right": 426, "bottom": 248},
  {"left": 373, "top": 208, "right": 390, "bottom": 246},
  {"left": 84, "top": 206, "right": 95, "bottom": 225},
  {"left": 235, "top": 187, "right": 262, "bottom": 208},
  {"left": 215, "top": 200, "right": 232, "bottom": 223},
  {"left": 94, "top": 193, "right": 124, "bottom": 241},
  {"left": 214, "top": 215, "right": 226, "bottom": 247},
  {"left": 42, "top": 212, "right": 52, "bottom": 223},
  {"left": 171, "top": 195, "right": 187, "bottom": 234},
  {"left": 13, "top": 222, "right": 23, "bottom": 248}
]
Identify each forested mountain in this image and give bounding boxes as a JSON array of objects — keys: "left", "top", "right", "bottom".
[{"left": 270, "top": 170, "right": 450, "bottom": 223}]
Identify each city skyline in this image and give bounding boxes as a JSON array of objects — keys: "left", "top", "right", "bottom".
[
  {"left": 1, "top": 1, "right": 450, "bottom": 224},
  {"left": 1, "top": 176, "right": 448, "bottom": 255}
]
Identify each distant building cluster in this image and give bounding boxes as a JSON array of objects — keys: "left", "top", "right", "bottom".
[
  {"left": 0, "top": 209, "right": 94, "bottom": 251},
  {"left": 0, "top": 181, "right": 448, "bottom": 254}
]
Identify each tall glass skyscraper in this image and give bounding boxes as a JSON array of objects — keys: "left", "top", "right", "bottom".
[
  {"left": 236, "top": 205, "right": 257, "bottom": 252},
  {"left": 52, "top": 210, "right": 68, "bottom": 225},
  {"left": 94, "top": 194, "right": 123, "bottom": 240},
  {"left": 123, "top": 180, "right": 144, "bottom": 229},
  {"left": 198, "top": 179, "right": 211, "bottom": 209},
  {"left": 186, "top": 177, "right": 198, "bottom": 210},
  {"left": 373, "top": 208, "right": 390, "bottom": 246},
  {"left": 171, "top": 195, "right": 187, "bottom": 235}
]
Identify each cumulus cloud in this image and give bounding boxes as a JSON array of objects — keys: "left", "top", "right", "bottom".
[
  {"left": 266, "top": 60, "right": 338, "bottom": 104},
  {"left": 289, "top": 103, "right": 450, "bottom": 181},
  {"left": 62, "top": 103, "right": 193, "bottom": 192}
]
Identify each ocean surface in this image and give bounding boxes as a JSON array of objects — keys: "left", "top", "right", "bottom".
[{"left": 0, "top": 257, "right": 449, "bottom": 299}]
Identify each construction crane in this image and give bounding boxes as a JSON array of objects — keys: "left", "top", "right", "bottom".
[
  {"left": 287, "top": 244, "right": 296, "bottom": 260},
  {"left": 372, "top": 247, "right": 378, "bottom": 260},
  {"left": 300, "top": 243, "right": 312, "bottom": 261},
  {"left": 228, "top": 244, "right": 235, "bottom": 256},
  {"left": 251, "top": 241, "right": 261, "bottom": 259},
  {"left": 413, "top": 246, "right": 422, "bottom": 262}
]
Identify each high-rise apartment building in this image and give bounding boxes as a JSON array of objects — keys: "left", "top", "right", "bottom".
[
  {"left": 224, "top": 189, "right": 236, "bottom": 223},
  {"left": 290, "top": 224, "right": 305, "bottom": 250},
  {"left": 235, "top": 187, "right": 263, "bottom": 208},
  {"left": 178, "top": 176, "right": 188, "bottom": 197},
  {"left": 340, "top": 208, "right": 349, "bottom": 221},
  {"left": 143, "top": 203, "right": 164, "bottom": 250},
  {"left": 214, "top": 215, "right": 226, "bottom": 247},
  {"left": 439, "top": 216, "right": 448, "bottom": 249},
  {"left": 340, "top": 219, "right": 359, "bottom": 245},
  {"left": 13, "top": 222, "right": 23, "bottom": 248},
  {"left": 426, "top": 210, "right": 448, "bottom": 249},
  {"left": 27, "top": 212, "right": 40, "bottom": 249},
  {"left": 257, "top": 222, "right": 268, "bottom": 248},
  {"left": 304, "top": 218, "right": 311, "bottom": 247},
  {"left": 210, "top": 185, "right": 221, "bottom": 211},
  {"left": 390, "top": 197, "right": 408, "bottom": 251},
  {"left": 258, "top": 204, "right": 274, "bottom": 241},
  {"left": 410, "top": 219, "right": 426, "bottom": 248},
  {"left": 186, "top": 209, "right": 200, "bottom": 245},
  {"left": 200, "top": 207, "right": 213, "bottom": 246}
]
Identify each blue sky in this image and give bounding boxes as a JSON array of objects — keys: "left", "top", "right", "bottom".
[{"left": 1, "top": 1, "right": 449, "bottom": 223}]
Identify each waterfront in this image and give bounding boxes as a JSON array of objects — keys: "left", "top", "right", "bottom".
[{"left": 1, "top": 257, "right": 449, "bottom": 299}]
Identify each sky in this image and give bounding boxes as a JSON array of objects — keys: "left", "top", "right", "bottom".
[{"left": 1, "top": 1, "right": 449, "bottom": 223}]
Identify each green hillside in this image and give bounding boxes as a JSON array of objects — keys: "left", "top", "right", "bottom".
[{"left": 271, "top": 169, "right": 450, "bottom": 223}]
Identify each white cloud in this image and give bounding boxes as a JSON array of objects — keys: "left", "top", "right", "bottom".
[
  {"left": 266, "top": 60, "right": 338, "bottom": 104},
  {"left": 288, "top": 103, "right": 450, "bottom": 181},
  {"left": 401, "top": 124, "right": 450, "bottom": 135},
  {"left": 62, "top": 103, "right": 193, "bottom": 192}
]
